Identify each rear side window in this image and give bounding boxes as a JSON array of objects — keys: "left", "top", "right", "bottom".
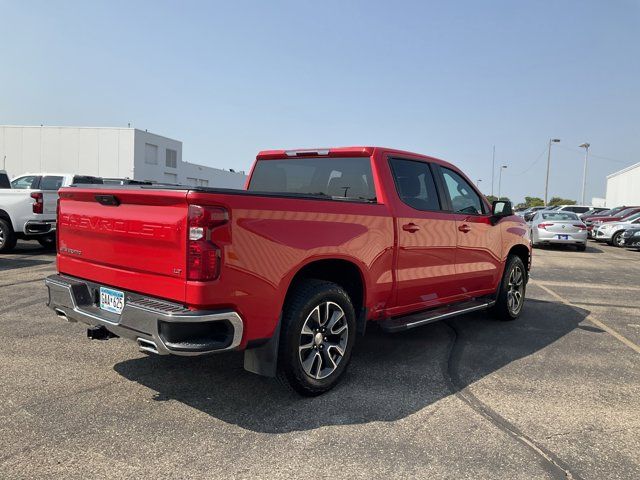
[
  {"left": 40, "top": 176, "right": 64, "bottom": 190},
  {"left": 248, "top": 157, "right": 376, "bottom": 202},
  {"left": 440, "top": 167, "right": 485, "bottom": 215},
  {"left": 388, "top": 158, "right": 440, "bottom": 211},
  {"left": 10, "top": 175, "right": 40, "bottom": 189}
]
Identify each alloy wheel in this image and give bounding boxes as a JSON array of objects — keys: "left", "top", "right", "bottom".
[
  {"left": 507, "top": 265, "right": 524, "bottom": 315},
  {"left": 0, "top": 226, "right": 5, "bottom": 248},
  {"left": 298, "top": 301, "right": 349, "bottom": 380}
]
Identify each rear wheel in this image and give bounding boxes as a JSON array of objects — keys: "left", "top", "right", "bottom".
[
  {"left": 492, "top": 255, "right": 526, "bottom": 321},
  {"left": 611, "top": 231, "right": 625, "bottom": 248},
  {"left": 0, "top": 219, "right": 17, "bottom": 253},
  {"left": 37, "top": 233, "right": 56, "bottom": 250},
  {"left": 277, "top": 279, "right": 356, "bottom": 396}
]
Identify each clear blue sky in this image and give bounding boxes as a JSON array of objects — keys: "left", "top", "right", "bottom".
[{"left": 2, "top": 0, "right": 638, "bottom": 203}]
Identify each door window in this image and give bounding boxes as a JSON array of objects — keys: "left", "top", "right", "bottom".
[
  {"left": 10, "top": 175, "right": 39, "bottom": 189},
  {"left": 388, "top": 158, "right": 440, "bottom": 211},
  {"left": 440, "top": 168, "right": 485, "bottom": 215}
]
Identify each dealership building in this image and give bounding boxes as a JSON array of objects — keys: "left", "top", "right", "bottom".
[
  {"left": 605, "top": 161, "right": 640, "bottom": 207},
  {"left": 0, "top": 125, "right": 247, "bottom": 188}
]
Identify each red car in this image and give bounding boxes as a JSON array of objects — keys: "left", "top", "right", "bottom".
[
  {"left": 46, "top": 147, "right": 531, "bottom": 395},
  {"left": 584, "top": 206, "right": 640, "bottom": 237}
]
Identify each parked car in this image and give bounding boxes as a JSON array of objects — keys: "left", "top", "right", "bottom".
[
  {"left": 593, "top": 212, "right": 640, "bottom": 246},
  {"left": 530, "top": 211, "right": 587, "bottom": 250},
  {"left": 623, "top": 228, "right": 640, "bottom": 250},
  {"left": 0, "top": 170, "right": 10, "bottom": 189},
  {"left": 551, "top": 205, "right": 593, "bottom": 215},
  {"left": 45, "top": 146, "right": 531, "bottom": 395},
  {"left": 585, "top": 207, "right": 640, "bottom": 238},
  {"left": 523, "top": 206, "right": 547, "bottom": 222},
  {"left": 580, "top": 207, "right": 609, "bottom": 218},
  {"left": 0, "top": 173, "right": 103, "bottom": 252}
]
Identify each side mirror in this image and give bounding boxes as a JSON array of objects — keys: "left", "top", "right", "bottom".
[{"left": 492, "top": 200, "right": 513, "bottom": 217}]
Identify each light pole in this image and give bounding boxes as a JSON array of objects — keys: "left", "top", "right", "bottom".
[
  {"left": 544, "top": 138, "right": 561, "bottom": 206},
  {"left": 498, "top": 165, "right": 507, "bottom": 199},
  {"left": 477, "top": 179, "right": 482, "bottom": 189},
  {"left": 491, "top": 145, "right": 496, "bottom": 197},
  {"left": 579, "top": 143, "right": 590, "bottom": 205}
]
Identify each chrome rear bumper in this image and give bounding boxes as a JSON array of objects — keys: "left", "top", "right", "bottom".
[{"left": 45, "top": 274, "right": 243, "bottom": 356}]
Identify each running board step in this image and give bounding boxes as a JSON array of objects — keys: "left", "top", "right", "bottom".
[{"left": 380, "top": 298, "right": 495, "bottom": 333}]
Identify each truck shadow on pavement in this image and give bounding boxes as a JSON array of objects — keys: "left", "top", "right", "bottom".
[{"left": 114, "top": 299, "right": 588, "bottom": 433}]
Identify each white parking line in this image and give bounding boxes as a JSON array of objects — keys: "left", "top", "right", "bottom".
[{"left": 533, "top": 282, "right": 640, "bottom": 355}]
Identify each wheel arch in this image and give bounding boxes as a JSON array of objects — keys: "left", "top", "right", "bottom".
[
  {"left": 507, "top": 244, "right": 531, "bottom": 274},
  {"left": 283, "top": 257, "right": 367, "bottom": 320}
]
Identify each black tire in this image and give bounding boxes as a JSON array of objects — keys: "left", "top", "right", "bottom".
[
  {"left": 0, "top": 219, "right": 17, "bottom": 253},
  {"left": 37, "top": 234, "right": 56, "bottom": 250},
  {"left": 577, "top": 244, "right": 586, "bottom": 252},
  {"left": 277, "top": 279, "right": 356, "bottom": 396},
  {"left": 611, "top": 231, "right": 625, "bottom": 248},
  {"left": 492, "top": 255, "right": 527, "bottom": 321}
]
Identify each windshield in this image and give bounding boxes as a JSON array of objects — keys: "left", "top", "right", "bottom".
[
  {"left": 541, "top": 212, "right": 579, "bottom": 221},
  {"left": 615, "top": 208, "right": 637, "bottom": 217},
  {"left": 248, "top": 157, "right": 376, "bottom": 202}
]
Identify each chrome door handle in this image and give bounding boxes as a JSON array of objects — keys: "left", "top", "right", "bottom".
[{"left": 402, "top": 223, "right": 420, "bottom": 233}]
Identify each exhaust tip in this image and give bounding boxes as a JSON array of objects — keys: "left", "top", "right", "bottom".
[
  {"left": 54, "top": 308, "right": 72, "bottom": 322},
  {"left": 137, "top": 338, "right": 159, "bottom": 355}
]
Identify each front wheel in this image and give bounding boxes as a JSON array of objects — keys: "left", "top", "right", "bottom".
[
  {"left": 277, "top": 279, "right": 356, "bottom": 396},
  {"left": 492, "top": 255, "right": 527, "bottom": 321},
  {"left": 611, "top": 231, "right": 625, "bottom": 248}
]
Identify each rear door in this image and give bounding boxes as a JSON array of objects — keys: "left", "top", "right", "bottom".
[
  {"left": 388, "top": 157, "right": 460, "bottom": 314},
  {"left": 435, "top": 165, "right": 503, "bottom": 297}
]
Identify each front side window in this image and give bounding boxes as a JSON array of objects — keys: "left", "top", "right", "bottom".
[
  {"left": 388, "top": 158, "right": 440, "bottom": 211},
  {"left": 440, "top": 167, "right": 485, "bottom": 215},
  {"left": 40, "top": 176, "right": 64, "bottom": 190},
  {"left": 11, "top": 175, "right": 39, "bottom": 189},
  {"left": 248, "top": 157, "right": 375, "bottom": 202}
]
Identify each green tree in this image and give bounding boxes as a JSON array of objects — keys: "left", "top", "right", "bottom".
[
  {"left": 548, "top": 197, "right": 576, "bottom": 206},
  {"left": 485, "top": 195, "right": 498, "bottom": 204},
  {"left": 524, "top": 196, "right": 544, "bottom": 207}
]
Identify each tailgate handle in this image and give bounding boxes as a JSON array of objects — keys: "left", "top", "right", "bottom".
[{"left": 95, "top": 194, "right": 120, "bottom": 206}]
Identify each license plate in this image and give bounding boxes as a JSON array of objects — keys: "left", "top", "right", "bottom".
[
  {"left": 99, "top": 287, "right": 125, "bottom": 314},
  {"left": 557, "top": 235, "right": 569, "bottom": 240}
]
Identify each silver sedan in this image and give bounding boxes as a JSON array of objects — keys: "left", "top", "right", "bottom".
[{"left": 530, "top": 211, "right": 588, "bottom": 251}]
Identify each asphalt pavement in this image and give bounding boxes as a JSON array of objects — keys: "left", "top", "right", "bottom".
[{"left": 1, "top": 241, "right": 639, "bottom": 479}]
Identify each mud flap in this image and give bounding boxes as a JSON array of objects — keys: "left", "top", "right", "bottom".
[{"left": 243, "top": 318, "right": 281, "bottom": 377}]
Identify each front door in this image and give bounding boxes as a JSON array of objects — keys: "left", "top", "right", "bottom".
[
  {"left": 388, "top": 158, "right": 461, "bottom": 315},
  {"left": 436, "top": 166, "right": 502, "bottom": 297}
]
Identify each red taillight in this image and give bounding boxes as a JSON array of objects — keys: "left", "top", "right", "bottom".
[
  {"left": 31, "top": 192, "right": 43, "bottom": 214},
  {"left": 538, "top": 223, "right": 553, "bottom": 230},
  {"left": 187, "top": 205, "right": 228, "bottom": 281},
  {"left": 573, "top": 224, "right": 586, "bottom": 230}
]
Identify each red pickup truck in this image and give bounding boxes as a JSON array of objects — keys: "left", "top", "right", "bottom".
[{"left": 46, "top": 146, "right": 531, "bottom": 395}]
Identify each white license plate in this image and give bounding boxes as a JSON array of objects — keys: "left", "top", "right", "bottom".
[
  {"left": 99, "top": 287, "right": 125, "bottom": 314},
  {"left": 556, "top": 234, "right": 569, "bottom": 240}
]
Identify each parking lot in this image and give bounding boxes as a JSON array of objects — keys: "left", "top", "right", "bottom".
[{"left": 1, "top": 242, "right": 639, "bottom": 479}]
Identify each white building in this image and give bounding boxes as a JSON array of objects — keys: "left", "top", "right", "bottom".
[
  {"left": 0, "top": 125, "right": 246, "bottom": 188},
  {"left": 605, "top": 162, "right": 640, "bottom": 207}
]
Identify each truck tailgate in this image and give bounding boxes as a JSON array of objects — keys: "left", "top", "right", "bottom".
[{"left": 57, "top": 188, "right": 189, "bottom": 303}]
